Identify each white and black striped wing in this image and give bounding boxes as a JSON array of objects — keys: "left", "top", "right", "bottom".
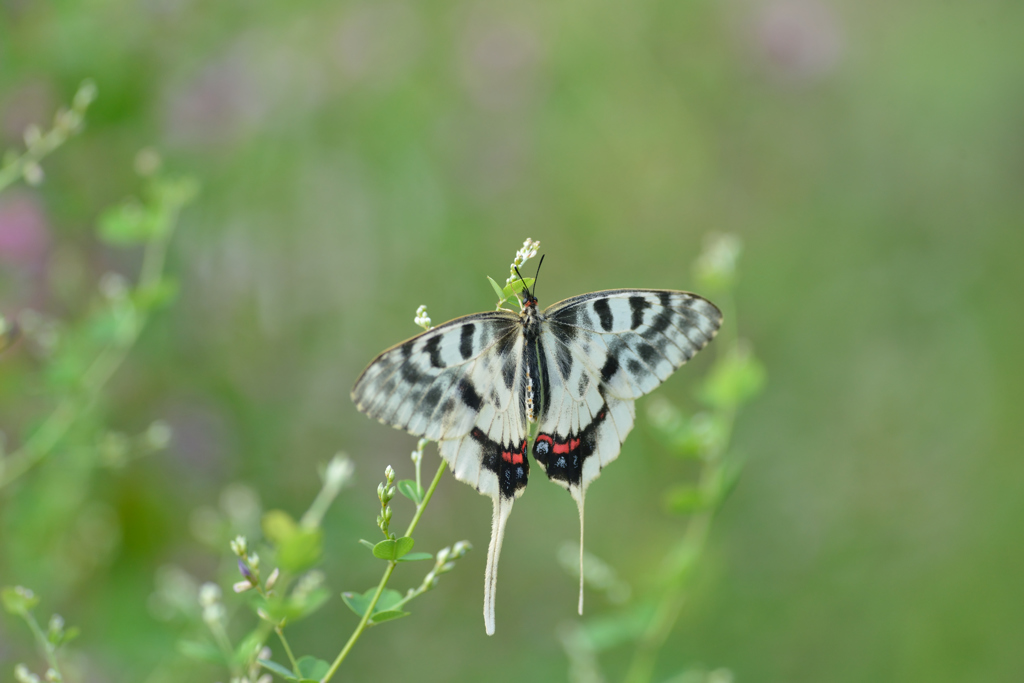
[
  {"left": 532, "top": 289, "right": 721, "bottom": 490},
  {"left": 544, "top": 289, "right": 722, "bottom": 402},
  {"left": 351, "top": 311, "right": 531, "bottom": 498},
  {"left": 351, "top": 311, "right": 533, "bottom": 636},
  {"left": 529, "top": 289, "right": 721, "bottom": 614}
]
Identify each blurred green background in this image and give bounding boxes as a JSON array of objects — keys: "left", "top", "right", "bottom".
[{"left": 2, "top": 0, "right": 1023, "bottom": 681}]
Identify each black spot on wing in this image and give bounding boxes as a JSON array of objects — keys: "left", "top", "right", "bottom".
[
  {"left": 600, "top": 353, "right": 619, "bottom": 382},
  {"left": 400, "top": 341, "right": 414, "bottom": 359},
  {"left": 458, "top": 378, "right": 482, "bottom": 410},
  {"left": 502, "top": 352, "right": 517, "bottom": 389},
  {"left": 496, "top": 328, "right": 518, "bottom": 359},
  {"left": 629, "top": 296, "right": 650, "bottom": 330},
  {"left": 593, "top": 298, "right": 614, "bottom": 332},
  {"left": 400, "top": 362, "right": 424, "bottom": 384},
  {"left": 658, "top": 291, "right": 672, "bottom": 307},
  {"left": 424, "top": 336, "right": 443, "bottom": 368},
  {"left": 637, "top": 342, "right": 661, "bottom": 366},
  {"left": 627, "top": 359, "right": 643, "bottom": 377},
  {"left": 577, "top": 372, "right": 590, "bottom": 396},
  {"left": 640, "top": 311, "right": 673, "bottom": 340},
  {"left": 549, "top": 307, "right": 578, "bottom": 342},
  {"left": 556, "top": 340, "right": 573, "bottom": 380},
  {"left": 421, "top": 385, "right": 443, "bottom": 413},
  {"left": 459, "top": 323, "right": 475, "bottom": 360}
]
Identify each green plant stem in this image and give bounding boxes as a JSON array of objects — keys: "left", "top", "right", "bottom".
[
  {"left": 208, "top": 617, "right": 239, "bottom": 678},
  {"left": 0, "top": 217, "right": 175, "bottom": 490},
  {"left": 22, "top": 611, "right": 63, "bottom": 679},
  {"left": 320, "top": 457, "right": 446, "bottom": 683},
  {"left": 624, "top": 335, "right": 741, "bottom": 683},
  {"left": 623, "top": 512, "right": 711, "bottom": 683},
  {"left": 276, "top": 626, "right": 300, "bottom": 676}
]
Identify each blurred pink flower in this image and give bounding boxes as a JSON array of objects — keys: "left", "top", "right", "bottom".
[
  {"left": 0, "top": 193, "right": 50, "bottom": 264},
  {"left": 753, "top": 0, "right": 844, "bottom": 84}
]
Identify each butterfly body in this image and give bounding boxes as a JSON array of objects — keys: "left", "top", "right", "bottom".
[{"left": 352, "top": 286, "right": 722, "bottom": 634}]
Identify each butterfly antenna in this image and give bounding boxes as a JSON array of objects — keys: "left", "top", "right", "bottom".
[
  {"left": 533, "top": 255, "right": 545, "bottom": 298},
  {"left": 514, "top": 265, "right": 532, "bottom": 299}
]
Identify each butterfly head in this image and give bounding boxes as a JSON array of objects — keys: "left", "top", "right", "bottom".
[{"left": 514, "top": 254, "right": 544, "bottom": 310}]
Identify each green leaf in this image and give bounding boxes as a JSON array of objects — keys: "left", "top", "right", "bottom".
[
  {"left": 397, "top": 479, "right": 423, "bottom": 504},
  {"left": 487, "top": 276, "right": 507, "bottom": 302},
  {"left": 396, "top": 552, "right": 433, "bottom": 563},
  {"left": 98, "top": 200, "right": 158, "bottom": 245},
  {"left": 579, "top": 602, "right": 657, "bottom": 651},
  {"left": 297, "top": 656, "right": 330, "bottom": 680},
  {"left": 277, "top": 528, "right": 323, "bottom": 572},
  {"left": 177, "top": 639, "right": 224, "bottom": 664},
  {"left": 663, "top": 485, "right": 706, "bottom": 514},
  {"left": 133, "top": 278, "right": 179, "bottom": 311},
  {"left": 647, "top": 400, "right": 725, "bottom": 458},
  {"left": 262, "top": 509, "right": 299, "bottom": 545},
  {"left": 699, "top": 347, "right": 766, "bottom": 410},
  {"left": 341, "top": 588, "right": 403, "bottom": 618},
  {"left": 259, "top": 588, "right": 330, "bottom": 623},
  {"left": 369, "top": 609, "right": 410, "bottom": 625},
  {"left": 358, "top": 539, "right": 376, "bottom": 551},
  {"left": 502, "top": 277, "right": 534, "bottom": 300},
  {"left": 1, "top": 586, "right": 39, "bottom": 615},
  {"left": 234, "top": 629, "right": 265, "bottom": 666},
  {"left": 258, "top": 658, "right": 297, "bottom": 679},
  {"left": 372, "top": 536, "right": 414, "bottom": 561}
]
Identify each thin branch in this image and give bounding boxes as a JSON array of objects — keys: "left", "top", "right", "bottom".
[{"left": 320, "top": 457, "right": 446, "bottom": 683}]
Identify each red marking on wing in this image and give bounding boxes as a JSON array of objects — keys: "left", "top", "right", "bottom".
[
  {"left": 552, "top": 441, "right": 571, "bottom": 455},
  {"left": 505, "top": 440, "right": 528, "bottom": 464},
  {"left": 536, "top": 434, "right": 553, "bottom": 446}
]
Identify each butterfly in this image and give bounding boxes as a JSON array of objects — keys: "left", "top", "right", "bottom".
[{"left": 351, "top": 259, "right": 722, "bottom": 634}]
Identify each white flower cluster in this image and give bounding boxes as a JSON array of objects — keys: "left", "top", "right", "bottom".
[
  {"left": 413, "top": 304, "right": 432, "bottom": 330},
  {"left": 505, "top": 238, "right": 541, "bottom": 285}
]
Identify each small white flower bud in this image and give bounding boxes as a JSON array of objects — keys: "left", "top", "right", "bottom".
[
  {"left": 265, "top": 568, "right": 280, "bottom": 590},
  {"left": 202, "top": 602, "right": 225, "bottom": 625},
  {"left": 99, "top": 272, "right": 129, "bottom": 301},
  {"left": 23, "top": 124, "right": 42, "bottom": 148},
  {"left": 23, "top": 162, "right": 43, "bottom": 186},
  {"left": 247, "top": 553, "right": 260, "bottom": 570},
  {"left": 73, "top": 79, "right": 98, "bottom": 110},
  {"left": 45, "top": 668, "right": 61, "bottom": 683},
  {"left": 435, "top": 547, "right": 451, "bottom": 565},
  {"left": 323, "top": 455, "right": 354, "bottom": 489},
  {"left": 377, "top": 482, "right": 386, "bottom": 499},
  {"left": 198, "top": 582, "right": 221, "bottom": 607},
  {"left": 452, "top": 540, "right": 472, "bottom": 557},
  {"left": 230, "top": 536, "right": 248, "bottom": 557},
  {"left": 384, "top": 465, "right": 395, "bottom": 483},
  {"left": 15, "top": 664, "right": 40, "bottom": 683},
  {"left": 145, "top": 420, "right": 172, "bottom": 450},
  {"left": 233, "top": 580, "right": 253, "bottom": 593}
]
